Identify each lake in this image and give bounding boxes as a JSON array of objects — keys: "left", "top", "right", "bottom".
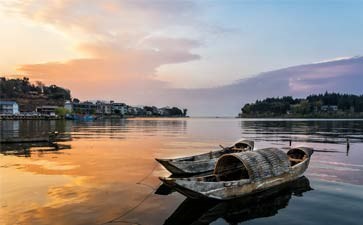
[{"left": 1, "top": 118, "right": 363, "bottom": 225}]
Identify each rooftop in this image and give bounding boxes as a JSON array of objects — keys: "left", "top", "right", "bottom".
[{"left": 0, "top": 101, "right": 18, "bottom": 105}]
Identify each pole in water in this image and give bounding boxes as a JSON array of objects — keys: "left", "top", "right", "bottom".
[
  {"left": 346, "top": 138, "right": 350, "bottom": 156},
  {"left": 346, "top": 138, "right": 350, "bottom": 147},
  {"left": 289, "top": 139, "right": 292, "bottom": 146}
]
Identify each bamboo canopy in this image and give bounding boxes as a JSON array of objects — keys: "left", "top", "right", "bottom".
[{"left": 214, "top": 148, "right": 291, "bottom": 182}]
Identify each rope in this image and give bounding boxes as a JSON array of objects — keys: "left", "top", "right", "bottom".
[
  {"left": 136, "top": 162, "right": 159, "bottom": 186},
  {"left": 101, "top": 162, "right": 160, "bottom": 225},
  {"left": 102, "top": 190, "right": 154, "bottom": 224}
]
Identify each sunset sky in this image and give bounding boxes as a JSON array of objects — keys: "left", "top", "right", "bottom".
[{"left": 1, "top": 0, "right": 363, "bottom": 115}]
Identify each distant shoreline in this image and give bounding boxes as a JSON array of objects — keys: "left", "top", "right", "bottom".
[
  {"left": 3, "top": 116, "right": 363, "bottom": 121},
  {"left": 238, "top": 114, "right": 363, "bottom": 119},
  {"left": 0, "top": 115, "right": 189, "bottom": 120}
]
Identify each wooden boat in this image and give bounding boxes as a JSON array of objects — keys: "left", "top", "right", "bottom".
[
  {"left": 0, "top": 136, "right": 50, "bottom": 143},
  {"left": 155, "top": 140, "right": 254, "bottom": 175},
  {"left": 159, "top": 147, "right": 313, "bottom": 200},
  {"left": 0, "top": 143, "right": 71, "bottom": 157},
  {"left": 0, "top": 131, "right": 63, "bottom": 144}
]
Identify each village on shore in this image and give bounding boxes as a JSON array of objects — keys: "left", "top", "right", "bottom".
[{"left": 0, "top": 77, "right": 187, "bottom": 120}]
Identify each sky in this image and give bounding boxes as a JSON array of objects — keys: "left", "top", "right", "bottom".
[{"left": 1, "top": 0, "right": 363, "bottom": 115}]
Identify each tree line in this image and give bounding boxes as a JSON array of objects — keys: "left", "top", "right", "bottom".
[
  {"left": 240, "top": 92, "right": 363, "bottom": 117},
  {"left": 0, "top": 77, "right": 71, "bottom": 100}
]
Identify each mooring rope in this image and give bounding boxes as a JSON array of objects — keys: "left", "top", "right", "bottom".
[
  {"left": 136, "top": 162, "right": 159, "bottom": 186},
  {"left": 101, "top": 162, "right": 160, "bottom": 225},
  {"left": 102, "top": 190, "right": 154, "bottom": 224}
]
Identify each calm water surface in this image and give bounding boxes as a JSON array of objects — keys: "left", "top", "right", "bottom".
[{"left": 1, "top": 118, "right": 363, "bottom": 225}]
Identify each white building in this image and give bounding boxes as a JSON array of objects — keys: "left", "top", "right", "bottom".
[
  {"left": 112, "top": 103, "right": 127, "bottom": 115},
  {"left": 96, "top": 101, "right": 112, "bottom": 115},
  {"left": 0, "top": 101, "right": 19, "bottom": 114},
  {"left": 64, "top": 101, "right": 73, "bottom": 112},
  {"left": 321, "top": 105, "right": 338, "bottom": 112}
]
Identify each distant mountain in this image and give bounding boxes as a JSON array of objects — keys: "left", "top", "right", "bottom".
[{"left": 170, "top": 56, "right": 363, "bottom": 116}]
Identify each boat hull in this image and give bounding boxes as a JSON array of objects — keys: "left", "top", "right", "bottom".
[
  {"left": 160, "top": 148, "right": 312, "bottom": 200},
  {"left": 156, "top": 157, "right": 218, "bottom": 175},
  {"left": 161, "top": 165, "right": 308, "bottom": 200},
  {"left": 156, "top": 140, "right": 254, "bottom": 175}
]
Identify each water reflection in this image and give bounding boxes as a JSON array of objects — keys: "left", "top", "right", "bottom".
[
  {"left": 237, "top": 119, "right": 363, "bottom": 184},
  {"left": 0, "top": 143, "right": 71, "bottom": 157},
  {"left": 1, "top": 118, "right": 363, "bottom": 225},
  {"left": 71, "top": 118, "right": 187, "bottom": 139},
  {"left": 163, "top": 176, "right": 312, "bottom": 225},
  {"left": 240, "top": 119, "right": 363, "bottom": 144},
  {"left": 0, "top": 120, "right": 72, "bottom": 139},
  {"left": 1, "top": 120, "right": 72, "bottom": 157}
]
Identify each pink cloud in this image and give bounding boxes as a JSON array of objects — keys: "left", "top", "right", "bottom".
[
  {"left": 17, "top": 38, "right": 200, "bottom": 102},
  {"left": 6, "top": 0, "right": 202, "bottom": 103}
]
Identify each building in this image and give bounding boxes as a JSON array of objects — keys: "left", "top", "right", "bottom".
[
  {"left": 95, "top": 101, "right": 112, "bottom": 115},
  {"left": 73, "top": 101, "right": 97, "bottom": 114},
  {"left": 36, "top": 106, "right": 58, "bottom": 116},
  {"left": 64, "top": 101, "right": 73, "bottom": 112},
  {"left": 112, "top": 103, "right": 127, "bottom": 115},
  {"left": 0, "top": 101, "right": 19, "bottom": 115},
  {"left": 127, "top": 106, "right": 146, "bottom": 115},
  {"left": 321, "top": 105, "right": 338, "bottom": 112},
  {"left": 71, "top": 100, "right": 125, "bottom": 115}
]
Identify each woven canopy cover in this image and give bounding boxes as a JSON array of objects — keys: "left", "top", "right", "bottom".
[{"left": 214, "top": 148, "right": 291, "bottom": 181}]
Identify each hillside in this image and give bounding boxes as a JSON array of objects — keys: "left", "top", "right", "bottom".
[{"left": 0, "top": 77, "right": 71, "bottom": 112}]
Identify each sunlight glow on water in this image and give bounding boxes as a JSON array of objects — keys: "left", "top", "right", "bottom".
[{"left": 1, "top": 118, "right": 363, "bottom": 225}]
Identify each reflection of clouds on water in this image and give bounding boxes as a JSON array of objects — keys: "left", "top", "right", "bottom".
[
  {"left": 71, "top": 119, "right": 188, "bottom": 139},
  {"left": 238, "top": 119, "right": 363, "bottom": 185},
  {"left": 239, "top": 119, "right": 363, "bottom": 144},
  {"left": 315, "top": 160, "right": 363, "bottom": 168},
  {"left": 0, "top": 163, "right": 78, "bottom": 225},
  {"left": 312, "top": 164, "right": 361, "bottom": 172},
  {"left": 1, "top": 118, "right": 363, "bottom": 225}
]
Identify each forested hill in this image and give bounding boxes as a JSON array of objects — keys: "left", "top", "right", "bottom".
[
  {"left": 240, "top": 92, "right": 363, "bottom": 118},
  {"left": 0, "top": 77, "right": 71, "bottom": 112}
]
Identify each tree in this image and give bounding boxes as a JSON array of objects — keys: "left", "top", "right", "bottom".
[
  {"left": 170, "top": 107, "right": 183, "bottom": 116},
  {"left": 55, "top": 107, "right": 70, "bottom": 117},
  {"left": 73, "top": 98, "right": 80, "bottom": 103}
]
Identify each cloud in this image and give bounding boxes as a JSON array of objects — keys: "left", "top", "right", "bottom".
[
  {"left": 5, "top": 0, "right": 202, "bottom": 103},
  {"left": 17, "top": 37, "right": 201, "bottom": 103},
  {"left": 17, "top": 54, "right": 363, "bottom": 116},
  {"left": 163, "top": 56, "right": 363, "bottom": 116},
  {"left": 3, "top": 0, "right": 199, "bottom": 42},
  {"left": 5, "top": 1, "right": 363, "bottom": 116}
]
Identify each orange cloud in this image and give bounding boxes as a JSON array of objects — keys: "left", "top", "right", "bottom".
[
  {"left": 17, "top": 38, "right": 200, "bottom": 102},
  {"left": 3, "top": 0, "right": 202, "bottom": 103}
]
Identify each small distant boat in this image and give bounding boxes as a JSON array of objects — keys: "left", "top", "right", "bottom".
[
  {"left": 155, "top": 140, "right": 254, "bottom": 175},
  {"left": 66, "top": 114, "right": 95, "bottom": 121},
  {"left": 159, "top": 147, "right": 313, "bottom": 200}
]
